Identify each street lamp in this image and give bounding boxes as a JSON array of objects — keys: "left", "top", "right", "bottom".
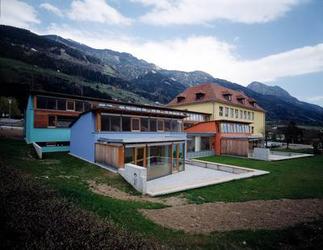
[{"left": 8, "top": 98, "right": 12, "bottom": 119}]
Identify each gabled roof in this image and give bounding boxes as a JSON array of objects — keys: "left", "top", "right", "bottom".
[{"left": 167, "top": 83, "right": 265, "bottom": 112}]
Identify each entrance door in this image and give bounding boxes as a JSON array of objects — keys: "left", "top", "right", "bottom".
[{"left": 135, "top": 147, "right": 145, "bottom": 167}]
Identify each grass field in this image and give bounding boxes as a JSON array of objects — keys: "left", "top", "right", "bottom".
[{"left": 1, "top": 138, "right": 323, "bottom": 249}]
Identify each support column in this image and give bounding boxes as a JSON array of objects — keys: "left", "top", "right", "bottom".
[{"left": 195, "top": 136, "right": 201, "bottom": 152}]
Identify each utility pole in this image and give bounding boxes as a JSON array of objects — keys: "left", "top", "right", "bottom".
[{"left": 8, "top": 98, "right": 12, "bottom": 120}]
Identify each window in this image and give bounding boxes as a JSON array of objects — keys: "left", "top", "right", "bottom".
[
  {"left": 223, "top": 94, "right": 232, "bottom": 101},
  {"left": 56, "top": 116, "right": 75, "bottom": 128},
  {"left": 195, "top": 92, "right": 205, "bottom": 100},
  {"left": 219, "top": 106, "right": 223, "bottom": 116},
  {"left": 235, "top": 109, "right": 239, "bottom": 119},
  {"left": 150, "top": 118, "right": 157, "bottom": 132},
  {"left": 67, "top": 100, "right": 75, "bottom": 111},
  {"left": 251, "top": 126, "right": 254, "bottom": 134},
  {"left": 84, "top": 102, "right": 92, "bottom": 111},
  {"left": 164, "top": 119, "right": 171, "bottom": 131},
  {"left": 101, "top": 115, "right": 111, "bottom": 131},
  {"left": 124, "top": 148, "right": 134, "bottom": 164},
  {"left": 225, "top": 107, "right": 229, "bottom": 117},
  {"left": 141, "top": 118, "right": 149, "bottom": 132},
  {"left": 48, "top": 115, "right": 56, "bottom": 127},
  {"left": 230, "top": 108, "right": 234, "bottom": 118},
  {"left": 75, "top": 101, "right": 83, "bottom": 112},
  {"left": 251, "top": 112, "right": 254, "bottom": 120},
  {"left": 187, "top": 137, "right": 195, "bottom": 152},
  {"left": 157, "top": 120, "right": 164, "bottom": 131},
  {"left": 110, "top": 116, "right": 121, "bottom": 131},
  {"left": 240, "top": 110, "right": 243, "bottom": 119},
  {"left": 248, "top": 112, "right": 251, "bottom": 120},
  {"left": 237, "top": 98, "right": 245, "bottom": 104},
  {"left": 37, "top": 96, "right": 56, "bottom": 109},
  {"left": 244, "top": 111, "right": 247, "bottom": 119},
  {"left": 122, "top": 116, "right": 131, "bottom": 131},
  {"left": 177, "top": 96, "right": 185, "bottom": 103},
  {"left": 57, "top": 99, "right": 66, "bottom": 111},
  {"left": 201, "top": 137, "right": 211, "bottom": 151},
  {"left": 171, "top": 120, "right": 181, "bottom": 132},
  {"left": 131, "top": 118, "right": 140, "bottom": 131}
]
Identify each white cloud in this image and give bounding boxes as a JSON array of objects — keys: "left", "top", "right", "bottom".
[
  {"left": 43, "top": 24, "right": 323, "bottom": 85},
  {"left": 40, "top": 3, "right": 63, "bottom": 17},
  {"left": 68, "top": 0, "right": 132, "bottom": 25},
  {"left": 307, "top": 96, "right": 323, "bottom": 102},
  {"left": 0, "top": 0, "right": 40, "bottom": 28},
  {"left": 135, "top": 0, "right": 300, "bottom": 25}
]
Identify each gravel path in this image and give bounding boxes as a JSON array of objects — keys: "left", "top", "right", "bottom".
[
  {"left": 88, "top": 180, "right": 188, "bottom": 206},
  {"left": 141, "top": 199, "right": 323, "bottom": 233}
]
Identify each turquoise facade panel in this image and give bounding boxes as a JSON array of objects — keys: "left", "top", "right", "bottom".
[
  {"left": 25, "top": 95, "right": 71, "bottom": 144},
  {"left": 42, "top": 146, "right": 70, "bottom": 153}
]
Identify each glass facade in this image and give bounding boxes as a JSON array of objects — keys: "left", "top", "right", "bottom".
[{"left": 101, "top": 114, "right": 183, "bottom": 132}]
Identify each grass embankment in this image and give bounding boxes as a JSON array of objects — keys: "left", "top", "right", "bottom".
[{"left": 1, "top": 138, "right": 323, "bottom": 249}]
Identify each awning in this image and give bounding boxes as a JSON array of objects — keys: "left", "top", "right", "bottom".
[{"left": 97, "top": 136, "right": 186, "bottom": 144}]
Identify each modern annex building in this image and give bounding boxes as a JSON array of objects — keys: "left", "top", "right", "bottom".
[
  {"left": 167, "top": 83, "right": 266, "bottom": 157},
  {"left": 70, "top": 102, "right": 190, "bottom": 180}
]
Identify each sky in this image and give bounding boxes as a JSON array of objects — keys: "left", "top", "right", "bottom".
[{"left": 1, "top": 0, "right": 323, "bottom": 106}]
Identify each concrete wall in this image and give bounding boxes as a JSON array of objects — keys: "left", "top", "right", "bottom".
[
  {"left": 70, "top": 112, "right": 96, "bottom": 162},
  {"left": 252, "top": 147, "right": 270, "bottom": 161},
  {"left": 119, "top": 163, "right": 147, "bottom": 193}
]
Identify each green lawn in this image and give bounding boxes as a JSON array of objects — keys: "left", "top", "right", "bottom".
[
  {"left": 1, "top": 138, "right": 323, "bottom": 249},
  {"left": 184, "top": 154, "right": 323, "bottom": 204}
]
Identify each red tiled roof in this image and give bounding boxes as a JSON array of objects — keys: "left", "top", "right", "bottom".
[{"left": 167, "top": 83, "right": 265, "bottom": 112}]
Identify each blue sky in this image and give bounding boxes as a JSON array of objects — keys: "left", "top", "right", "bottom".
[{"left": 1, "top": 0, "right": 323, "bottom": 106}]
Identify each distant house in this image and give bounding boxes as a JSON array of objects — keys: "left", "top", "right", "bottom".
[{"left": 167, "top": 83, "right": 266, "bottom": 157}]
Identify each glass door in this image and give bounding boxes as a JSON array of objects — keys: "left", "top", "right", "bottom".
[
  {"left": 172, "top": 143, "right": 185, "bottom": 173},
  {"left": 135, "top": 147, "right": 145, "bottom": 167}
]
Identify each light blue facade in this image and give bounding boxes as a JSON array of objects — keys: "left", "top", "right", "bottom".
[
  {"left": 70, "top": 112, "right": 97, "bottom": 162},
  {"left": 25, "top": 95, "right": 71, "bottom": 152}
]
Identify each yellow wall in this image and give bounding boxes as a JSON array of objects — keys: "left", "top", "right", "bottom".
[{"left": 171, "top": 102, "right": 265, "bottom": 136}]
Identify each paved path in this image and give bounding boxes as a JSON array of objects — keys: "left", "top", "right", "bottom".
[{"left": 141, "top": 199, "right": 323, "bottom": 233}]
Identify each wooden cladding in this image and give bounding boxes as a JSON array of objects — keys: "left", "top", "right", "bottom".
[
  {"left": 95, "top": 143, "right": 124, "bottom": 168},
  {"left": 221, "top": 139, "right": 249, "bottom": 157}
]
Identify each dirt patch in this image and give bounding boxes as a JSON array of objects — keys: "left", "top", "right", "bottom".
[
  {"left": 141, "top": 199, "right": 323, "bottom": 233},
  {"left": 87, "top": 180, "right": 188, "bottom": 206}
]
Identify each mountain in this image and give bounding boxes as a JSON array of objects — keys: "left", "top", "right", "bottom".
[
  {"left": 248, "top": 82, "right": 294, "bottom": 99},
  {"left": 1, "top": 25, "right": 323, "bottom": 125}
]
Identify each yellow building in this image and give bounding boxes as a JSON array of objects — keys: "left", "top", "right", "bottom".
[{"left": 167, "top": 83, "right": 266, "bottom": 157}]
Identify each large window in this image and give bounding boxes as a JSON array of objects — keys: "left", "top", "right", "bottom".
[
  {"left": 235, "top": 109, "right": 239, "bottom": 119},
  {"left": 164, "top": 119, "right": 171, "bottom": 131},
  {"left": 75, "top": 101, "right": 83, "bottom": 112},
  {"left": 219, "top": 106, "right": 223, "bottom": 116},
  {"left": 201, "top": 137, "right": 212, "bottom": 151},
  {"left": 187, "top": 137, "right": 195, "bottom": 152},
  {"left": 224, "top": 107, "right": 229, "bottom": 117},
  {"left": 150, "top": 118, "right": 157, "bottom": 132},
  {"left": 157, "top": 119, "right": 164, "bottom": 131},
  {"left": 111, "top": 116, "right": 121, "bottom": 131},
  {"left": 57, "top": 99, "right": 66, "bottom": 110},
  {"left": 141, "top": 118, "right": 149, "bottom": 131},
  {"left": 67, "top": 100, "right": 75, "bottom": 111},
  {"left": 122, "top": 116, "right": 131, "bottom": 131},
  {"left": 131, "top": 118, "right": 140, "bottom": 131},
  {"left": 230, "top": 108, "right": 234, "bottom": 118},
  {"left": 37, "top": 96, "right": 57, "bottom": 109}
]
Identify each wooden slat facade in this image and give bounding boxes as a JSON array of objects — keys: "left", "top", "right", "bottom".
[
  {"left": 95, "top": 143, "right": 124, "bottom": 168},
  {"left": 221, "top": 139, "right": 249, "bottom": 157}
]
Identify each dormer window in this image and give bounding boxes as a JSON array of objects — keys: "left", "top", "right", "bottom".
[
  {"left": 237, "top": 95, "right": 245, "bottom": 104},
  {"left": 177, "top": 96, "right": 185, "bottom": 103},
  {"left": 223, "top": 93, "right": 232, "bottom": 101},
  {"left": 195, "top": 92, "right": 205, "bottom": 101},
  {"left": 249, "top": 99, "right": 256, "bottom": 107}
]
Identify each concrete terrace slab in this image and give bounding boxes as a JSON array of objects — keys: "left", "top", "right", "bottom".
[
  {"left": 146, "top": 164, "right": 268, "bottom": 196},
  {"left": 268, "top": 153, "right": 314, "bottom": 161}
]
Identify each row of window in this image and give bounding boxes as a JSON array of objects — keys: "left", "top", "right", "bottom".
[
  {"left": 220, "top": 123, "right": 254, "bottom": 134},
  {"left": 101, "top": 114, "right": 183, "bottom": 132},
  {"left": 184, "top": 113, "right": 208, "bottom": 122},
  {"left": 219, "top": 106, "right": 254, "bottom": 120},
  {"left": 37, "top": 96, "right": 92, "bottom": 112}
]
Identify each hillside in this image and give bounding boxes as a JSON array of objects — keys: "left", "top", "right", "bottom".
[{"left": 1, "top": 25, "right": 323, "bottom": 125}]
